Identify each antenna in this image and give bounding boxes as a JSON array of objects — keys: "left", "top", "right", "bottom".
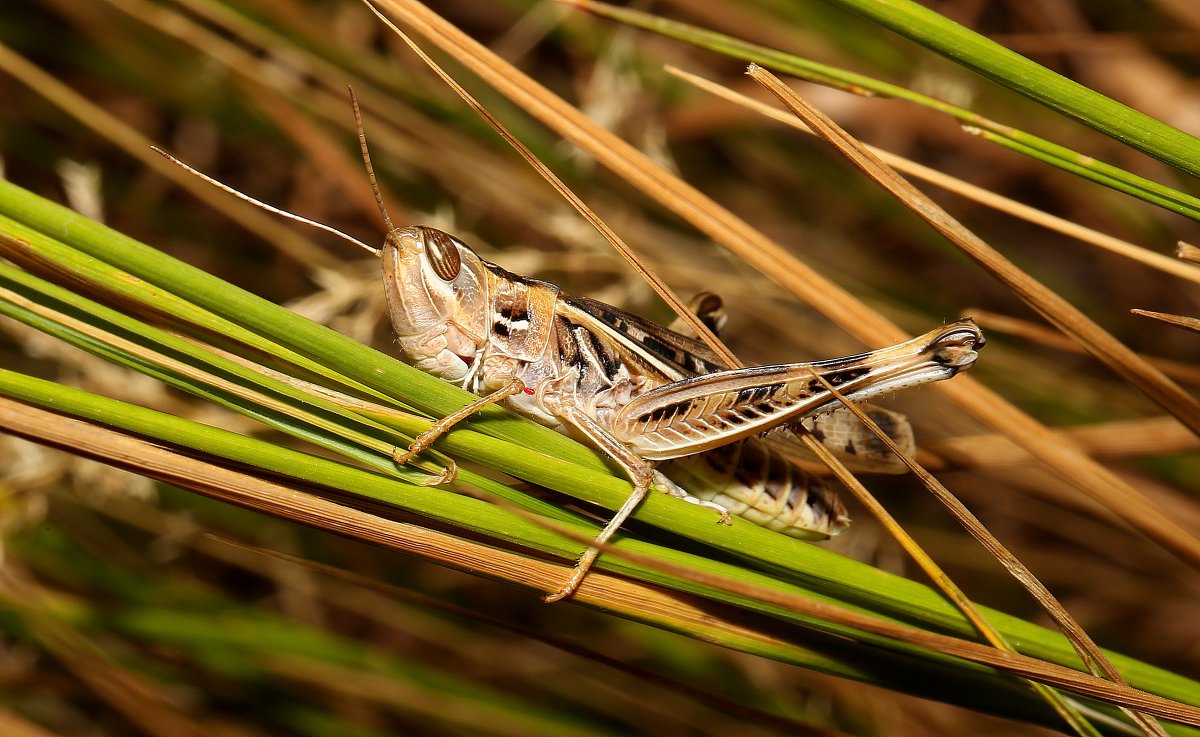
[
  {"left": 150, "top": 146, "right": 380, "bottom": 256},
  {"left": 348, "top": 87, "right": 395, "bottom": 234}
]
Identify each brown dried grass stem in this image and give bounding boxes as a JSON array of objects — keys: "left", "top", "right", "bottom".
[
  {"left": 968, "top": 309, "right": 1200, "bottom": 387},
  {"left": 203, "top": 538, "right": 842, "bottom": 737},
  {"left": 746, "top": 65, "right": 1200, "bottom": 437},
  {"left": 1132, "top": 309, "right": 1200, "bottom": 335},
  {"left": 482, "top": 489, "right": 1200, "bottom": 728},
  {"left": 364, "top": 8, "right": 739, "bottom": 367},
  {"left": 805, "top": 374, "right": 1166, "bottom": 737},
  {"left": 744, "top": 65, "right": 1200, "bottom": 569},
  {"left": 666, "top": 66, "right": 1200, "bottom": 287}
]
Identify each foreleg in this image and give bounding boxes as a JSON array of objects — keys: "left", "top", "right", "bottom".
[{"left": 392, "top": 378, "right": 526, "bottom": 482}]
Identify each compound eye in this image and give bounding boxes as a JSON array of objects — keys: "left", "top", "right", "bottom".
[{"left": 424, "top": 229, "right": 462, "bottom": 281}]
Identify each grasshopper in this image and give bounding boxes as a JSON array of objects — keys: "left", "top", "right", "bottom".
[
  {"left": 157, "top": 134, "right": 984, "bottom": 602},
  {"left": 377, "top": 221, "right": 983, "bottom": 600}
]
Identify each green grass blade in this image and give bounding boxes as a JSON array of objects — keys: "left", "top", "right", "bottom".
[{"left": 810, "top": 0, "right": 1200, "bottom": 178}]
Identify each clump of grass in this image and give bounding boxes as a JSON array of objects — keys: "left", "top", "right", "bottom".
[{"left": 1, "top": 1, "right": 1199, "bottom": 736}]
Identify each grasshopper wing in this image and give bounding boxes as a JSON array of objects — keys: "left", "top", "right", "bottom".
[{"left": 611, "top": 321, "right": 982, "bottom": 460}]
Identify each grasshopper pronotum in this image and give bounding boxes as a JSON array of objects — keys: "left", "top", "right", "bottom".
[{"left": 157, "top": 118, "right": 984, "bottom": 602}]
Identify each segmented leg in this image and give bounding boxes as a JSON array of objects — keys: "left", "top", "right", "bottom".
[
  {"left": 542, "top": 406, "right": 657, "bottom": 603},
  {"left": 392, "top": 378, "right": 526, "bottom": 480}
]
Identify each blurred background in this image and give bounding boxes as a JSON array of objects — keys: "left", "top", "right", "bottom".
[{"left": 1, "top": 1, "right": 1199, "bottom": 735}]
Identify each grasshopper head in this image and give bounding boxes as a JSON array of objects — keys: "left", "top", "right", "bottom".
[{"left": 381, "top": 226, "right": 491, "bottom": 378}]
